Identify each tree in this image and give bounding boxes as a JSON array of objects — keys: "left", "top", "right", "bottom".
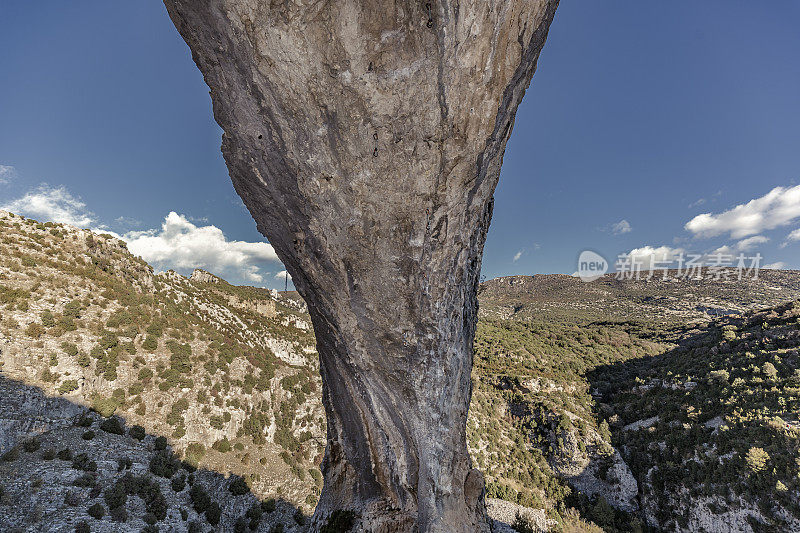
[
  {"left": 745, "top": 447, "right": 769, "bottom": 474},
  {"left": 762, "top": 362, "right": 778, "bottom": 380},
  {"left": 163, "top": 2, "right": 559, "bottom": 530}
]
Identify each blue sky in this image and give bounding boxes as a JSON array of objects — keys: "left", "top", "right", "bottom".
[{"left": 1, "top": 2, "right": 799, "bottom": 288}]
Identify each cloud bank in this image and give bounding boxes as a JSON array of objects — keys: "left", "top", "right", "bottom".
[
  {"left": 0, "top": 185, "right": 96, "bottom": 228},
  {"left": 685, "top": 185, "right": 800, "bottom": 239},
  {"left": 125, "top": 212, "right": 279, "bottom": 283}
]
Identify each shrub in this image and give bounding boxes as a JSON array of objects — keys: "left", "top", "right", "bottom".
[
  {"left": 22, "top": 437, "right": 41, "bottom": 453},
  {"left": 229, "top": 476, "right": 249, "bottom": 496},
  {"left": 206, "top": 502, "right": 221, "bottom": 525},
  {"left": 129, "top": 425, "right": 146, "bottom": 441},
  {"left": 150, "top": 450, "right": 180, "bottom": 479},
  {"left": 99, "top": 417, "right": 125, "bottom": 435},
  {"left": 61, "top": 342, "right": 79, "bottom": 357},
  {"left": 25, "top": 323, "right": 45, "bottom": 338},
  {"left": 87, "top": 503, "right": 105, "bottom": 519},
  {"left": 154, "top": 436, "right": 167, "bottom": 451},
  {"left": 171, "top": 474, "right": 186, "bottom": 493},
  {"left": 59, "top": 380, "right": 79, "bottom": 394},
  {"left": 73, "top": 473, "right": 95, "bottom": 487},
  {"left": 77, "top": 352, "right": 91, "bottom": 367},
  {"left": 72, "top": 453, "right": 97, "bottom": 472},
  {"left": 57, "top": 448, "right": 73, "bottom": 461},
  {"left": 76, "top": 415, "right": 93, "bottom": 427},
  {"left": 82, "top": 430, "right": 95, "bottom": 441},
  {"left": 261, "top": 498, "right": 277, "bottom": 513},
  {"left": 104, "top": 484, "right": 127, "bottom": 509},
  {"left": 212, "top": 437, "right": 231, "bottom": 453},
  {"left": 109, "top": 506, "right": 127, "bottom": 523},
  {"left": 90, "top": 396, "right": 119, "bottom": 418},
  {"left": 142, "top": 336, "right": 158, "bottom": 351},
  {"left": 1, "top": 447, "right": 19, "bottom": 462},
  {"left": 75, "top": 521, "right": 90, "bottom": 533},
  {"left": 190, "top": 485, "right": 211, "bottom": 514},
  {"left": 185, "top": 443, "right": 206, "bottom": 467},
  {"left": 746, "top": 447, "right": 770, "bottom": 474},
  {"left": 41, "top": 448, "right": 57, "bottom": 460}
]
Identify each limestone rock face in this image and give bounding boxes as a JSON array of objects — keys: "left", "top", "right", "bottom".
[
  {"left": 163, "top": 1, "right": 559, "bottom": 530},
  {"left": 190, "top": 268, "right": 221, "bottom": 284}
]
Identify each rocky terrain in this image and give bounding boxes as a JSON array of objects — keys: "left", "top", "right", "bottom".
[{"left": 2, "top": 211, "right": 800, "bottom": 532}]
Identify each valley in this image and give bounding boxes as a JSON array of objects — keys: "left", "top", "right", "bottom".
[{"left": 1, "top": 210, "right": 799, "bottom": 532}]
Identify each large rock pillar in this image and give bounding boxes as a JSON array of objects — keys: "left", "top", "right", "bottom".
[{"left": 163, "top": 1, "right": 559, "bottom": 530}]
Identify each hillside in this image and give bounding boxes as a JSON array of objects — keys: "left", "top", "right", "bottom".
[
  {"left": 479, "top": 272, "right": 800, "bottom": 324},
  {"left": 2, "top": 210, "right": 800, "bottom": 532},
  {"left": 0, "top": 210, "right": 325, "bottom": 511}
]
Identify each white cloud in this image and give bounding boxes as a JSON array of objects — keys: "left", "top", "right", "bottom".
[
  {"left": 685, "top": 185, "right": 800, "bottom": 239},
  {"left": 763, "top": 262, "right": 787, "bottom": 270},
  {"left": 512, "top": 250, "right": 523, "bottom": 262},
  {"left": 786, "top": 228, "right": 800, "bottom": 242},
  {"left": 0, "top": 165, "right": 15, "bottom": 184},
  {"left": 124, "top": 212, "right": 280, "bottom": 283},
  {"left": 0, "top": 185, "right": 96, "bottom": 227},
  {"left": 275, "top": 271, "right": 291, "bottom": 280},
  {"left": 711, "top": 245, "right": 734, "bottom": 256},
  {"left": 619, "top": 245, "right": 685, "bottom": 267},
  {"left": 611, "top": 219, "right": 632, "bottom": 235},
  {"left": 734, "top": 235, "right": 769, "bottom": 251},
  {"left": 688, "top": 198, "right": 706, "bottom": 209}
]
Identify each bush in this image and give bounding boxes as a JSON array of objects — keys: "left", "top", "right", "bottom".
[
  {"left": 154, "top": 436, "right": 167, "bottom": 451},
  {"left": 171, "top": 474, "right": 186, "bottom": 493},
  {"left": 104, "top": 484, "right": 127, "bottom": 509},
  {"left": 75, "top": 521, "right": 90, "bottom": 533},
  {"left": 100, "top": 417, "right": 125, "bottom": 435},
  {"left": 76, "top": 415, "right": 93, "bottom": 427},
  {"left": 746, "top": 447, "right": 770, "bottom": 473},
  {"left": 41, "top": 448, "right": 57, "bottom": 460},
  {"left": 61, "top": 341, "right": 79, "bottom": 357},
  {"left": 129, "top": 425, "right": 146, "bottom": 441},
  {"left": 262, "top": 498, "right": 277, "bottom": 513},
  {"left": 1, "top": 447, "right": 19, "bottom": 462},
  {"left": 82, "top": 430, "right": 95, "bottom": 441},
  {"left": 185, "top": 443, "right": 205, "bottom": 467},
  {"left": 72, "top": 474, "right": 96, "bottom": 487},
  {"left": 149, "top": 450, "right": 180, "bottom": 478},
  {"left": 22, "top": 437, "right": 41, "bottom": 453},
  {"left": 72, "top": 453, "right": 97, "bottom": 472},
  {"left": 206, "top": 502, "right": 221, "bottom": 525},
  {"left": 212, "top": 438, "right": 231, "bottom": 453},
  {"left": 109, "top": 506, "right": 127, "bottom": 523},
  {"left": 58, "top": 379, "right": 79, "bottom": 394},
  {"left": 90, "top": 397, "right": 119, "bottom": 418},
  {"left": 87, "top": 503, "right": 105, "bottom": 519},
  {"left": 57, "top": 448, "right": 73, "bottom": 461},
  {"left": 229, "top": 476, "right": 249, "bottom": 496}
]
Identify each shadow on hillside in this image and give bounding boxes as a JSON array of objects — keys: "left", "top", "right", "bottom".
[{"left": 0, "top": 373, "right": 307, "bottom": 532}]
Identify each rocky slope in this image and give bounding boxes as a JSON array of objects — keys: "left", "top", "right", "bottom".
[{"left": 0, "top": 210, "right": 324, "bottom": 510}]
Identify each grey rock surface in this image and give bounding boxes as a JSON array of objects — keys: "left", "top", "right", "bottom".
[{"left": 163, "top": 1, "right": 559, "bottom": 530}]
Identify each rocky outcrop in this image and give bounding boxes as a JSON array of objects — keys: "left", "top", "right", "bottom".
[
  {"left": 190, "top": 268, "right": 221, "bottom": 284},
  {"left": 164, "top": 1, "right": 559, "bottom": 530}
]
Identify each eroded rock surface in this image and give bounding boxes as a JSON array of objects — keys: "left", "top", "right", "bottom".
[{"left": 163, "top": 1, "right": 559, "bottom": 530}]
